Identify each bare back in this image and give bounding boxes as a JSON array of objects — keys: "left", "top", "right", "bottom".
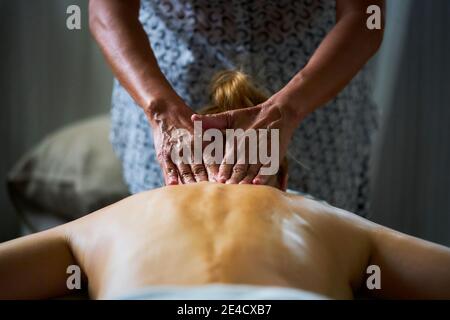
[{"left": 65, "top": 182, "right": 372, "bottom": 299}]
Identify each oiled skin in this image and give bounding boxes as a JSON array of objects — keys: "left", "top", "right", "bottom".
[
  {"left": 65, "top": 182, "right": 372, "bottom": 299},
  {"left": 2, "top": 182, "right": 450, "bottom": 299}
]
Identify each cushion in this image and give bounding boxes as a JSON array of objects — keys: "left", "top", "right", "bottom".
[{"left": 7, "top": 115, "right": 130, "bottom": 223}]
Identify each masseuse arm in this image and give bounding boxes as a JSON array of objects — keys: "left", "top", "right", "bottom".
[
  {"left": 194, "top": 0, "right": 385, "bottom": 185},
  {"left": 274, "top": 0, "right": 385, "bottom": 119},
  {"left": 367, "top": 226, "right": 450, "bottom": 299},
  {"left": 89, "top": 0, "right": 209, "bottom": 184},
  {"left": 0, "top": 228, "right": 76, "bottom": 299}
]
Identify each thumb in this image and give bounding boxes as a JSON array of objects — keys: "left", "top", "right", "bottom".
[{"left": 191, "top": 112, "right": 231, "bottom": 130}]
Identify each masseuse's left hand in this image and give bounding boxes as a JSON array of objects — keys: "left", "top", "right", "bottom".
[{"left": 192, "top": 98, "right": 299, "bottom": 185}]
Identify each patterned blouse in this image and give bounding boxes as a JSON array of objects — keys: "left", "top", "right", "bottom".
[{"left": 110, "top": 0, "right": 378, "bottom": 216}]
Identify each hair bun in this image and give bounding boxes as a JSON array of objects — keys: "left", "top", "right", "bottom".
[{"left": 201, "top": 70, "right": 268, "bottom": 114}]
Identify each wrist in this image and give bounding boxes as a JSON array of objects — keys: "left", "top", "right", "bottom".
[
  {"left": 268, "top": 89, "right": 307, "bottom": 126},
  {"left": 268, "top": 71, "right": 316, "bottom": 125},
  {"left": 144, "top": 93, "right": 191, "bottom": 127}
]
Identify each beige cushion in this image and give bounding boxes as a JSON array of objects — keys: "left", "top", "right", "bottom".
[{"left": 8, "top": 115, "right": 129, "bottom": 223}]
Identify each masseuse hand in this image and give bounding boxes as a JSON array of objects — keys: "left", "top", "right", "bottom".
[
  {"left": 192, "top": 98, "right": 298, "bottom": 185},
  {"left": 145, "top": 99, "right": 210, "bottom": 185}
]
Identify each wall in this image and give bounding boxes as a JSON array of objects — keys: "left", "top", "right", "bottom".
[
  {"left": 0, "top": 0, "right": 113, "bottom": 241},
  {"left": 371, "top": 0, "right": 450, "bottom": 246}
]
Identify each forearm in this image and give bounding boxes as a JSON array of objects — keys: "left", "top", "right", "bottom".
[
  {"left": 89, "top": 0, "right": 184, "bottom": 116},
  {"left": 0, "top": 229, "right": 76, "bottom": 299},
  {"left": 272, "top": 2, "right": 384, "bottom": 123}
]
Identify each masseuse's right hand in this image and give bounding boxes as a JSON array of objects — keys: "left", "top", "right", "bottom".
[{"left": 145, "top": 98, "right": 209, "bottom": 185}]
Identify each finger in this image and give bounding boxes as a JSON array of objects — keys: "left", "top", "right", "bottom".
[
  {"left": 202, "top": 148, "right": 220, "bottom": 182},
  {"left": 253, "top": 175, "right": 270, "bottom": 185},
  {"left": 164, "top": 160, "right": 180, "bottom": 185},
  {"left": 191, "top": 112, "right": 230, "bottom": 130},
  {"left": 191, "top": 163, "right": 208, "bottom": 182},
  {"left": 218, "top": 163, "right": 233, "bottom": 183},
  {"left": 240, "top": 163, "right": 262, "bottom": 184},
  {"left": 227, "top": 164, "right": 248, "bottom": 184},
  {"left": 205, "top": 163, "right": 220, "bottom": 182},
  {"left": 218, "top": 147, "right": 235, "bottom": 183},
  {"left": 253, "top": 167, "right": 273, "bottom": 185},
  {"left": 177, "top": 163, "right": 196, "bottom": 184},
  {"left": 157, "top": 153, "right": 179, "bottom": 185}
]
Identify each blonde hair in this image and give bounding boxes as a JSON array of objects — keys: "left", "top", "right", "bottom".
[
  {"left": 200, "top": 70, "right": 288, "bottom": 187},
  {"left": 200, "top": 70, "right": 268, "bottom": 114}
]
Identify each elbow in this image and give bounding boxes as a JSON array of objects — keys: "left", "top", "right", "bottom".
[
  {"left": 88, "top": 1, "right": 116, "bottom": 41},
  {"left": 359, "top": 20, "right": 385, "bottom": 58},
  {"left": 88, "top": 0, "right": 140, "bottom": 41},
  {"left": 370, "top": 26, "right": 385, "bottom": 54},
  {"left": 345, "top": 11, "right": 385, "bottom": 57},
  {"left": 88, "top": 2, "right": 103, "bottom": 39},
  {"left": 366, "top": 8, "right": 386, "bottom": 55}
]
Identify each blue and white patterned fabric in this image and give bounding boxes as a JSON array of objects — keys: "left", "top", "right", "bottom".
[{"left": 111, "top": 0, "right": 378, "bottom": 216}]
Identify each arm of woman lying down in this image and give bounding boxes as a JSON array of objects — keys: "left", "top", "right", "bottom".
[
  {"left": 364, "top": 223, "right": 450, "bottom": 299},
  {"left": 0, "top": 227, "right": 79, "bottom": 299}
]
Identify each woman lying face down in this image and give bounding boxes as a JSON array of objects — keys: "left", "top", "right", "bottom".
[
  {"left": 1, "top": 72, "right": 449, "bottom": 300},
  {"left": 0, "top": 182, "right": 450, "bottom": 299}
]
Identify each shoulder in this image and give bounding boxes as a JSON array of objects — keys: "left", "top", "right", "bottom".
[{"left": 286, "top": 194, "right": 375, "bottom": 287}]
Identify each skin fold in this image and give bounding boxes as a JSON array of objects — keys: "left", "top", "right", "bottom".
[{"left": 1, "top": 183, "right": 449, "bottom": 300}]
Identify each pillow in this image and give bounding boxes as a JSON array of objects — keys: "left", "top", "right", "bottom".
[{"left": 7, "top": 115, "right": 130, "bottom": 223}]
